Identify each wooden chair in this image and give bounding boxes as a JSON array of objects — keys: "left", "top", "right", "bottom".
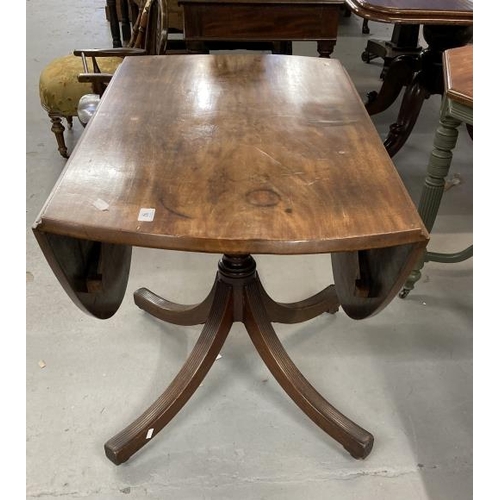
[{"left": 39, "top": 0, "right": 171, "bottom": 158}]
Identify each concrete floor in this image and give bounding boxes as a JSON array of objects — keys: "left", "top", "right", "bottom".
[{"left": 26, "top": 2, "right": 473, "bottom": 498}]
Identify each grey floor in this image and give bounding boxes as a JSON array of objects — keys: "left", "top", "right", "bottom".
[{"left": 26, "top": 2, "right": 473, "bottom": 499}]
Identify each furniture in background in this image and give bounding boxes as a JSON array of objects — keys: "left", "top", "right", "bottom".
[
  {"left": 33, "top": 54, "right": 428, "bottom": 465},
  {"left": 105, "top": 0, "right": 134, "bottom": 47},
  {"left": 112, "top": 0, "right": 369, "bottom": 45},
  {"left": 361, "top": 24, "right": 422, "bottom": 79},
  {"left": 345, "top": 0, "right": 472, "bottom": 157},
  {"left": 114, "top": 0, "right": 293, "bottom": 54},
  {"left": 76, "top": 0, "right": 190, "bottom": 127},
  {"left": 39, "top": 0, "right": 170, "bottom": 158},
  {"left": 400, "top": 44, "right": 472, "bottom": 298},
  {"left": 343, "top": 1, "right": 370, "bottom": 33},
  {"left": 179, "top": 0, "right": 344, "bottom": 58}
]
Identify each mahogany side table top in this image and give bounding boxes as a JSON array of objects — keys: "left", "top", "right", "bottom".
[
  {"left": 33, "top": 54, "right": 428, "bottom": 465},
  {"left": 444, "top": 44, "right": 473, "bottom": 107},
  {"left": 344, "top": 0, "right": 473, "bottom": 24}
]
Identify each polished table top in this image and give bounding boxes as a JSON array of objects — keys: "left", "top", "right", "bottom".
[
  {"left": 345, "top": 0, "right": 473, "bottom": 24},
  {"left": 34, "top": 54, "right": 426, "bottom": 255},
  {"left": 444, "top": 44, "right": 473, "bottom": 107}
]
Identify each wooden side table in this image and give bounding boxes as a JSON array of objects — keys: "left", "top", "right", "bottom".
[
  {"left": 33, "top": 54, "right": 428, "bottom": 465},
  {"left": 400, "top": 44, "right": 472, "bottom": 297},
  {"left": 345, "top": 0, "right": 473, "bottom": 157},
  {"left": 179, "top": 0, "right": 344, "bottom": 58}
]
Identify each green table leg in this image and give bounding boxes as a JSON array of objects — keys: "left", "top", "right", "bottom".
[{"left": 400, "top": 97, "right": 471, "bottom": 298}]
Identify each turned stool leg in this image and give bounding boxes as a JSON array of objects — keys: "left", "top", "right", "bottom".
[
  {"left": 400, "top": 100, "right": 461, "bottom": 297},
  {"left": 49, "top": 113, "right": 69, "bottom": 159}
]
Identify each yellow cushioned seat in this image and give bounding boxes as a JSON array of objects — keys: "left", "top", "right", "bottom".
[
  {"left": 39, "top": 54, "right": 123, "bottom": 158},
  {"left": 39, "top": 54, "right": 123, "bottom": 116}
]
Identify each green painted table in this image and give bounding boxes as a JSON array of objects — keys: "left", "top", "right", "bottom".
[{"left": 401, "top": 44, "right": 472, "bottom": 297}]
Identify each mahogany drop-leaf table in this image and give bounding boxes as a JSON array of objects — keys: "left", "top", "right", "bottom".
[{"left": 33, "top": 54, "right": 429, "bottom": 465}]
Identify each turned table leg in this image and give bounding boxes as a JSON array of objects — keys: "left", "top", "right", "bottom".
[
  {"left": 400, "top": 100, "right": 462, "bottom": 297},
  {"left": 107, "top": 0, "right": 122, "bottom": 48},
  {"left": 317, "top": 40, "right": 336, "bottom": 58}
]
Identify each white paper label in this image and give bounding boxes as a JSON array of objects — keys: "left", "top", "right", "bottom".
[
  {"left": 138, "top": 208, "right": 155, "bottom": 222},
  {"left": 92, "top": 198, "right": 109, "bottom": 211}
]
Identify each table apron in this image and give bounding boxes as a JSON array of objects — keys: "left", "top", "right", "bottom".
[{"left": 182, "top": 5, "right": 340, "bottom": 40}]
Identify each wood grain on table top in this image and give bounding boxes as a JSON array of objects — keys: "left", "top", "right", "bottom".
[
  {"left": 345, "top": 0, "right": 473, "bottom": 24},
  {"left": 444, "top": 44, "right": 473, "bottom": 108},
  {"left": 35, "top": 55, "right": 427, "bottom": 255}
]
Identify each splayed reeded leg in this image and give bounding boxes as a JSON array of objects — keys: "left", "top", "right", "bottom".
[
  {"left": 243, "top": 279, "right": 374, "bottom": 459},
  {"left": 104, "top": 282, "right": 233, "bottom": 465},
  {"left": 256, "top": 275, "right": 339, "bottom": 324},
  {"left": 134, "top": 283, "right": 216, "bottom": 325}
]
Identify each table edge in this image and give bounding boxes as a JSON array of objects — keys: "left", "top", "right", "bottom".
[
  {"left": 33, "top": 217, "right": 429, "bottom": 256},
  {"left": 344, "top": 0, "right": 473, "bottom": 24}
]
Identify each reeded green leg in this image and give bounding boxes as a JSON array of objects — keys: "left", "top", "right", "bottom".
[{"left": 400, "top": 99, "right": 461, "bottom": 298}]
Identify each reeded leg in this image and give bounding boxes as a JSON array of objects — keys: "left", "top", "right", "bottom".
[
  {"left": 104, "top": 281, "right": 233, "bottom": 465},
  {"left": 49, "top": 113, "right": 69, "bottom": 158},
  {"left": 400, "top": 101, "right": 461, "bottom": 298},
  {"left": 256, "top": 275, "right": 339, "bottom": 324},
  {"left": 243, "top": 280, "right": 374, "bottom": 459},
  {"left": 134, "top": 283, "right": 216, "bottom": 326}
]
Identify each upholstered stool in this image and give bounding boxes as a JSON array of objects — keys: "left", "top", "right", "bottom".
[
  {"left": 39, "top": 54, "right": 122, "bottom": 158},
  {"left": 400, "top": 44, "right": 473, "bottom": 298}
]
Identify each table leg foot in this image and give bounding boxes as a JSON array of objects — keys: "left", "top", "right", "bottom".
[
  {"left": 317, "top": 40, "right": 335, "bottom": 58},
  {"left": 256, "top": 275, "right": 340, "bottom": 323},
  {"left": 134, "top": 284, "right": 216, "bottom": 325},
  {"left": 243, "top": 280, "right": 374, "bottom": 459},
  {"left": 104, "top": 282, "right": 233, "bottom": 465}
]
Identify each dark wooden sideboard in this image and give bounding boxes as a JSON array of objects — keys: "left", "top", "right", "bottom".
[{"left": 179, "top": 0, "right": 344, "bottom": 57}]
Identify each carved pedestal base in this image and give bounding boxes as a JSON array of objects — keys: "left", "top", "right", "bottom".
[
  {"left": 365, "top": 25, "right": 473, "bottom": 157},
  {"left": 104, "top": 254, "right": 374, "bottom": 465}
]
